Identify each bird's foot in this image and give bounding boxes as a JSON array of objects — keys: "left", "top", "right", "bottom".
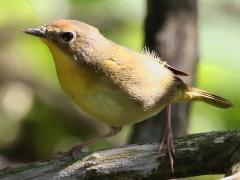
[
  {"left": 159, "top": 127, "right": 175, "bottom": 172},
  {"left": 55, "top": 144, "right": 85, "bottom": 161},
  {"left": 69, "top": 144, "right": 85, "bottom": 160},
  {"left": 54, "top": 127, "right": 122, "bottom": 161}
]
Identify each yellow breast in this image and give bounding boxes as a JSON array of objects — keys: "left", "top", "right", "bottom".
[{"left": 42, "top": 40, "right": 160, "bottom": 126}]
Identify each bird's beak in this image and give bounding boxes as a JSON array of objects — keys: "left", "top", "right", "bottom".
[{"left": 23, "top": 26, "right": 47, "bottom": 38}]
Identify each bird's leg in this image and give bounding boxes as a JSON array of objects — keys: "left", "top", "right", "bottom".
[
  {"left": 68, "top": 126, "right": 122, "bottom": 157},
  {"left": 72, "top": 126, "right": 122, "bottom": 150},
  {"left": 159, "top": 104, "right": 175, "bottom": 172}
]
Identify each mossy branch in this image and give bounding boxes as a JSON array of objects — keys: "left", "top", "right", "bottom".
[{"left": 1, "top": 130, "right": 240, "bottom": 180}]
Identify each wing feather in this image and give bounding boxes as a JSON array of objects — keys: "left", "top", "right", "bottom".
[{"left": 141, "top": 48, "right": 188, "bottom": 76}]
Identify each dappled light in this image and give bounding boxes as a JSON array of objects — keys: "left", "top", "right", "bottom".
[{"left": 0, "top": 0, "right": 239, "bottom": 179}]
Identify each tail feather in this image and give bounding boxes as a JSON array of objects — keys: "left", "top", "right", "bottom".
[{"left": 186, "top": 87, "right": 233, "bottom": 108}]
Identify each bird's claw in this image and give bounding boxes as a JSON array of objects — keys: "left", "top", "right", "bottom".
[
  {"left": 55, "top": 144, "right": 84, "bottom": 161},
  {"left": 159, "top": 127, "right": 175, "bottom": 172}
]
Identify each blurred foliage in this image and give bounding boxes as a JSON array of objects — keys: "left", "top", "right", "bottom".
[
  {"left": 0, "top": 0, "right": 239, "bottom": 179},
  {"left": 189, "top": 0, "right": 240, "bottom": 133},
  {"left": 0, "top": 0, "right": 143, "bottom": 165}
]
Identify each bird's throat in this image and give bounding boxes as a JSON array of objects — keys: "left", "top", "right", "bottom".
[
  {"left": 41, "top": 39, "right": 75, "bottom": 69},
  {"left": 41, "top": 38, "right": 94, "bottom": 98}
]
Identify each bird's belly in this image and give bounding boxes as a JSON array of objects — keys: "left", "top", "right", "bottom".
[
  {"left": 57, "top": 65, "right": 161, "bottom": 127},
  {"left": 45, "top": 40, "right": 173, "bottom": 127},
  {"left": 47, "top": 40, "right": 159, "bottom": 126}
]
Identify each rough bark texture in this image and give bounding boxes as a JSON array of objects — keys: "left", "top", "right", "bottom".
[
  {"left": 1, "top": 130, "right": 240, "bottom": 180},
  {"left": 130, "top": 0, "right": 198, "bottom": 143}
]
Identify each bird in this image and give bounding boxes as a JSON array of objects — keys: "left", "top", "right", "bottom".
[{"left": 24, "top": 19, "right": 232, "bottom": 171}]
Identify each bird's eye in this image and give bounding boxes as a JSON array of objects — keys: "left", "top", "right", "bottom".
[{"left": 61, "top": 32, "right": 75, "bottom": 42}]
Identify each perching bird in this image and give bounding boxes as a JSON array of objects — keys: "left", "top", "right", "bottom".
[{"left": 24, "top": 19, "right": 232, "bottom": 171}]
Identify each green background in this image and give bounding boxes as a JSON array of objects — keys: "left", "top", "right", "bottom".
[{"left": 0, "top": 0, "right": 239, "bottom": 179}]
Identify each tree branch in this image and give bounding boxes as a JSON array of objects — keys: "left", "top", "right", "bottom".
[{"left": 1, "top": 130, "right": 240, "bottom": 180}]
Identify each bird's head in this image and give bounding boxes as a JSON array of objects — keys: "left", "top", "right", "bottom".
[{"left": 24, "top": 19, "right": 108, "bottom": 63}]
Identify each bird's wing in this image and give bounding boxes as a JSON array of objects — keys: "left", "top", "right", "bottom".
[
  {"left": 141, "top": 47, "right": 188, "bottom": 76},
  {"left": 165, "top": 64, "right": 188, "bottom": 76}
]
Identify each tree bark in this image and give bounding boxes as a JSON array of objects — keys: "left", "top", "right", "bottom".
[
  {"left": 131, "top": 0, "right": 198, "bottom": 143},
  {"left": 1, "top": 130, "right": 240, "bottom": 180}
]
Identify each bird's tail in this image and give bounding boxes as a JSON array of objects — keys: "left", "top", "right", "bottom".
[{"left": 185, "top": 87, "right": 232, "bottom": 108}]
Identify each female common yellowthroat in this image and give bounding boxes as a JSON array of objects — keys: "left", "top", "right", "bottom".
[{"left": 24, "top": 19, "right": 232, "bottom": 170}]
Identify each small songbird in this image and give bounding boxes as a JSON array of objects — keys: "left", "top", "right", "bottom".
[{"left": 24, "top": 19, "right": 232, "bottom": 171}]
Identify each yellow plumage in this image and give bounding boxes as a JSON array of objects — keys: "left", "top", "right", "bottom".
[
  {"left": 24, "top": 19, "right": 232, "bottom": 171},
  {"left": 37, "top": 19, "right": 231, "bottom": 127},
  {"left": 43, "top": 39, "right": 175, "bottom": 126}
]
